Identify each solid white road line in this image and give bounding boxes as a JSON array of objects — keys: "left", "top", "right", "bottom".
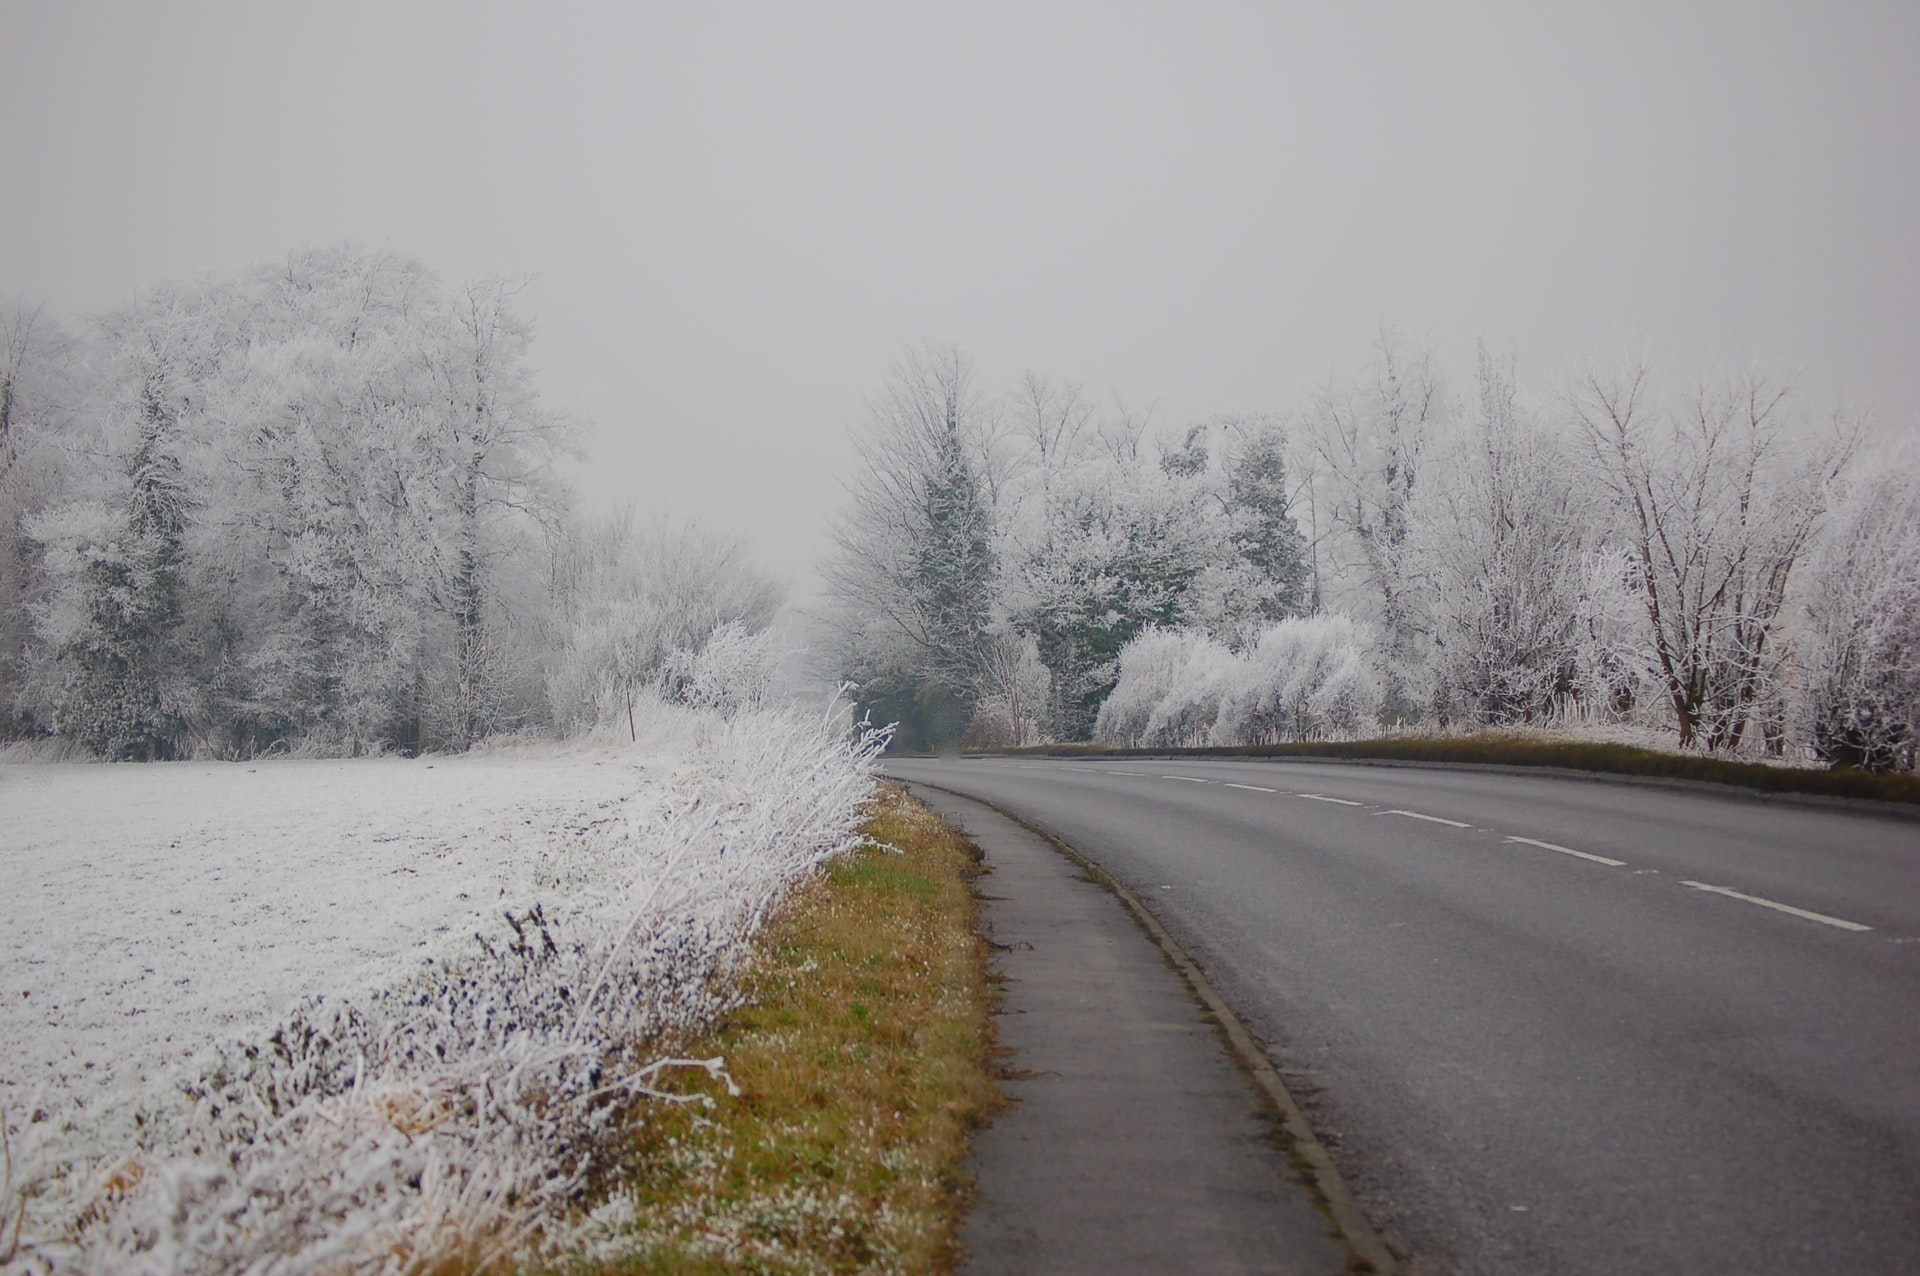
[
  {"left": 1680, "top": 881, "right": 1873, "bottom": 932},
  {"left": 1504, "top": 836, "right": 1626, "bottom": 867},
  {"left": 1298, "top": 794, "right": 1364, "bottom": 806},
  {"left": 1224, "top": 783, "right": 1278, "bottom": 793},
  {"left": 1379, "top": 809, "right": 1472, "bottom": 828}
]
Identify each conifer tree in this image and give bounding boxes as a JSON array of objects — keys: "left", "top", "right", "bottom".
[
  {"left": 61, "top": 378, "right": 194, "bottom": 759},
  {"left": 1224, "top": 417, "right": 1309, "bottom": 625}
]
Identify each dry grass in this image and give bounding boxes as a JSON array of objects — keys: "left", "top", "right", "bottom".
[{"left": 576, "top": 784, "right": 999, "bottom": 1274}]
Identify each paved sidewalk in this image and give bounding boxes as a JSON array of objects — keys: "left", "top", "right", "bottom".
[{"left": 909, "top": 785, "right": 1349, "bottom": 1276}]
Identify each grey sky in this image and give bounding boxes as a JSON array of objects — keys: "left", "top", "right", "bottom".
[{"left": 4, "top": 1, "right": 1915, "bottom": 592}]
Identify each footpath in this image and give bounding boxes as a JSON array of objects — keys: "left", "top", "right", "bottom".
[{"left": 906, "top": 785, "right": 1363, "bottom": 1275}]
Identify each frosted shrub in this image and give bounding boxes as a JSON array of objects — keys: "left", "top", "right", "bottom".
[
  {"left": 1140, "top": 634, "right": 1237, "bottom": 747},
  {"left": 1098, "top": 620, "right": 1382, "bottom": 748},
  {"left": 1211, "top": 614, "right": 1381, "bottom": 744},
  {"left": 1307, "top": 642, "right": 1382, "bottom": 738},
  {"left": 3, "top": 705, "right": 886, "bottom": 1275},
  {"left": 663, "top": 621, "right": 786, "bottom": 716},
  {"left": 1094, "top": 627, "right": 1193, "bottom": 746}
]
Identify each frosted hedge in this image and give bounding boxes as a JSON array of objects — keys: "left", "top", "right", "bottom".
[{"left": 1, "top": 705, "right": 886, "bottom": 1274}]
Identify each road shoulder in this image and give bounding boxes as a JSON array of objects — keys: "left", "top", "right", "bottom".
[{"left": 908, "top": 784, "right": 1368, "bottom": 1275}]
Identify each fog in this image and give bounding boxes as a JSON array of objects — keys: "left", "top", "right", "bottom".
[{"left": 3, "top": 1, "right": 1914, "bottom": 588}]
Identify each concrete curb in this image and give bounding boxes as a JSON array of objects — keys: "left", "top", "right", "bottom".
[{"left": 911, "top": 779, "right": 1402, "bottom": 1276}]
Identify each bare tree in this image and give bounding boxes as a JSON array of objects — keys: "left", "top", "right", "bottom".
[
  {"left": 1422, "top": 349, "right": 1590, "bottom": 725},
  {"left": 0, "top": 299, "right": 77, "bottom": 736},
  {"left": 1007, "top": 371, "right": 1095, "bottom": 500},
  {"left": 1300, "top": 330, "right": 1441, "bottom": 718},
  {"left": 1570, "top": 359, "right": 1859, "bottom": 751}
]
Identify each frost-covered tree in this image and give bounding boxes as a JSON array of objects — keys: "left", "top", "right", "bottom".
[
  {"left": 1012, "top": 448, "right": 1214, "bottom": 739},
  {"left": 822, "top": 343, "right": 999, "bottom": 747},
  {"left": 17, "top": 247, "right": 577, "bottom": 757},
  {"left": 661, "top": 620, "right": 787, "bottom": 717},
  {"left": 0, "top": 300, "right": 82, "bottom": 737},
  {"left": 417, "top": 276, "right": 573, "bottom": 748},
  {"left": 205, "top": 248, "right": 449, "bottom": 753},
  {"left": 549, "top": 512, "right": 783, "bottom": 735},
  {"left": 1422, "top": 351, "right": 1590, "bottom": 725},
  {"left": 1799, "top": 449, "right": 1920, "bottom": 770},
  {"left": 1571, "top": 360, "right": 1859, "bottom": 752},
  {"left": 55, "top": 340, "right": 201, "bottom": 759},
  {"left": 1301, "top": 332, "right": 1439, "bottom": 719},
  {"left": 1221, "top": 414, "right": 1310, "bottom": 630},
  {"left": 966, "top": 629, "right": 1050, "bottom": 746}
]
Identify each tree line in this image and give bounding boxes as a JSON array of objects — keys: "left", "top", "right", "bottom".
[
  {"left": 0, "top": 246, "right": 779, "bottom": 759},
  {"left": 821, "top": 339, "right": 1919, "bottom": 770}
]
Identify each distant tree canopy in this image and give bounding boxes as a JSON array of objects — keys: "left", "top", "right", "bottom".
[
  {"left": 821, "top": 347, "right": 1314, "bottom": 749},
  {"left": 0, "top": 247, "right": 782, "bottom": 758},
  {"left": 823, "top": 336, "right": 1908, "bottom": 770}
]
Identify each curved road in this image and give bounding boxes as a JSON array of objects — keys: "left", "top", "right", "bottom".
[{"left": 886, "top": 756, "right": 1920, "bottom": 1276}]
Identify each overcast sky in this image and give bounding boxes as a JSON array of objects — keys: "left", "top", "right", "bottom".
[{"left": 4, "top": 1, "right": 1915, "bottom": 592}]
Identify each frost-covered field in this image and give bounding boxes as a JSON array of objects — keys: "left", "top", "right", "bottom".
[
  {"left": 1, "top": 748, "right": 646, "bottom": 1112},
  {"left": 1, "top": 706, "right": 882, "bottom": 1273}
]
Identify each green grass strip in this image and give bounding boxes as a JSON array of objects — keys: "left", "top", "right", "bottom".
[{"left": 581, "top": 784, "right": 1000, "bottom": 1274}]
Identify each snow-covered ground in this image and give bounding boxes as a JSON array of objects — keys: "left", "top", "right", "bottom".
[
  {"left": 0, "top": 707, "right": 884, "bottom": 1274},
  {"left": 0, "top": 746, "right": 651, "bottom": 1114}
]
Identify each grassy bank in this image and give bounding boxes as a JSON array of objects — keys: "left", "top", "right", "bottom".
[
  {"left": 989, "top": 734, "right": 1920, "bottom": 806},
  {"left": 586, "top": 784, "right": 999, "bottom": 1273}
]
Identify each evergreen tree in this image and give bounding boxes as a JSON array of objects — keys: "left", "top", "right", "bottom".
[
  {"left": 60, "top": 379, "right": 194, "bottom": 759},
  {"left": 912, "top": 404, "right": 997, "bottom": 731},
  {"left": 1224, "top": 419, "right": 1309, "bottom": 625},
  {"left": 822, "top": 343, "right": 999, "bottom": 747}
]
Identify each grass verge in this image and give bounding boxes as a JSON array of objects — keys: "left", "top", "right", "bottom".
[
  {"left": 986, "top": 733, "right": 1920, "bottom": 806},
  {"left": 581, "top": 783, "right": 999, "bottom": 1273}
]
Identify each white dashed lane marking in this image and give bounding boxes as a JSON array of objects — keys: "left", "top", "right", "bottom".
[
  {"left": 989, "top": 766, "right": 1880, "bottom": 940},
  {"left": 1681, "top": 881, "right": 1873, "bottom": 932},
  {"left": 1504, "top": 836, "right": 1626, "bottom": 867},
  {"left": 1378, "top": 808, "right": 1472, "bottom": 829}
]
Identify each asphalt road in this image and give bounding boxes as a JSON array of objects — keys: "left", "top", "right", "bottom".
[{"left": 885, "top": 756, "right": 1920, "bottom": 1276}]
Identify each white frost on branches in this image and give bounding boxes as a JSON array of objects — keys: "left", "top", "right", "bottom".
[
  {"left": 547, "top": 514, "right": 784, "bottom": 735},
  {"left": 1212, "top": 615, "right": 1383, "bottom": 745},
  {"left": 1, "top": 704, "right": 886, "bottom": 1275},
  {"left": 825, "top": 338, "right": 1903, "bottom": 767},
  {"left": 1097, "top": 615, "right": 1382, "bottom": 747},
  {"left": 1799, "top": 446, "right": 1920, "bottom": 769}
]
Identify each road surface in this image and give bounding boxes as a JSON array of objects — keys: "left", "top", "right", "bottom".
[{"left": 887, "top": 756, "right": 1920, "bottom": 1275}]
